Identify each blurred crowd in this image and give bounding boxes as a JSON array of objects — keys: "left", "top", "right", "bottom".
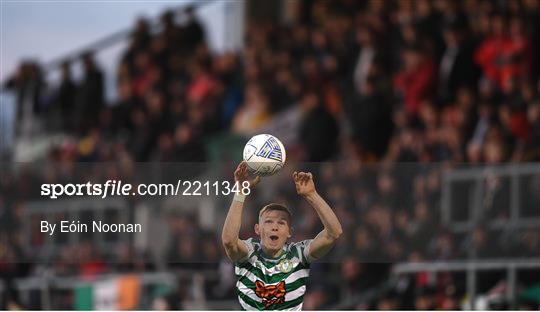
[{"left": 3, "top": 0, "right": 540, "bottom": 309}]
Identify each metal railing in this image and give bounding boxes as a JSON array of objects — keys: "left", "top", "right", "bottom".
[
  {"left": 396, "top": 164, "right": 540, "bottom": 309},
  {"left": 393, "top": 258, "right": 540, "bottom": 309},
  {"left": 441, "top": 164, "right": 540, "bottom": 232}
]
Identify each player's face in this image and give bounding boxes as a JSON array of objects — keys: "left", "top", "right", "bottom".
[{"left": 255, "top": 210, "right": 291, "bottom": 254}]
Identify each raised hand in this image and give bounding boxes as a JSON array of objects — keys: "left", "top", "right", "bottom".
[
  {"left": 234, "top": 161, "right": 261, "bottom": 189},
  {"left": 293, "top": 171, "right": 316, "bottom": 197}
]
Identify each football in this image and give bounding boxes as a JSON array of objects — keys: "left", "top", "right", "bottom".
[{"left": 243, "top": 134, "right": 286, "bottom": 176}]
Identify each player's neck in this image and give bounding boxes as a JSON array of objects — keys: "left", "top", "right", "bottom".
[{"left": 261, "top": 245, "right": 284, "bottom": 259}]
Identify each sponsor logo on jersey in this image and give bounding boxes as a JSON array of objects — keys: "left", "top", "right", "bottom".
[{"left": 255, "top": 280, "right": 286, "bottom": 308}]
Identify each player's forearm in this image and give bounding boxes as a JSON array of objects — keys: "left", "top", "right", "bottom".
[
  {"left": 304, "top": 192, "right": 343, "bottom": 239},
  {"left": 221, "top": 198, "right": 245, "bottom": 246}
]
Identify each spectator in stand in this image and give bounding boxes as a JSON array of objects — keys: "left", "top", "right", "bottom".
[
  {"left": 507, "top": 17, "right": 534, "bottom": 84},
  {"left": 475, "top": 13, "right": 533, "bottom": 93},
  {"left": 76, "top": 51, "right": 104, "bottom": 134},
  {"left": 414, "top": 287, "right": 437, "bottom": 310},
  {"left": 160, "top": 10, "right": 182, "bottom": 54},
  {"left": 231, "top": 83, "right": 271, "bottom": 135},
  {"left": 51, "top": 61, "right": 77, "bottom": 132},
  {"left": 171, "top": 123, "right": 206, "bottom": 162},
  {"left": 437, "top": 23, "right": 479, "bottom": 105},
  {"left": 113, "top": 61, "right": 142, "bottom": 132},
  {"left": 180, "top": 6, "right": 205, "bottom": 53},
  {"left": 185, "top": 61, "right": 219, "bottom": 123},
  {"left": 376, "top": 290, "right": 400, "bottom": 310},
  {"left": 77, "top": 240, "right": 106, "bottom": 278},
  {"left": 127, "top": 107, "right": 153, "bottom": 161},
  {"left": 352, "top": 25, "right": 387, "bottom": 97},
  {"left": 299, "top": 90, "right": 339, "bottom": 161},
  {"left": 525, "top": 101, "right": 540, "bottom": 160},
  {"left": 122, "top": 18, "right": 152, "bottom": 75},
  {"left": 394, "top": 45, "right": 436, "bottom": 118},
  {"left": 517, "top": 229, "right": 540, "bottom": 258},
  {"left": 346, "top": 75, "right": 393, "bottom": 159},
  {"left": 131, "top": 51, "right": 161, "bottom": 99},
  {"left": 5, "top": 62, "right": 46, "bottom": 136}
]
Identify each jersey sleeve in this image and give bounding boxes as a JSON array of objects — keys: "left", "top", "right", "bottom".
[
  {"left": 292, "top": 239, "right": 316, "bottom": 264},
  {"left": 235, "top": 238, "right": 256, "bottom": 263}
]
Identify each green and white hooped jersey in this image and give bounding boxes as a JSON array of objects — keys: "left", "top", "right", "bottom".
[{"left": 234, "top": 238, "right": 314, "bottom": 311}]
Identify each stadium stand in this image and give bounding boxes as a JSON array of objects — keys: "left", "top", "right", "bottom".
[{"left": 2, "top": 0, "right": 540, "bottom": 309}]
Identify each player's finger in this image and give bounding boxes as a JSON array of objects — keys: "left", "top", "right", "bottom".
[
  {"left": 236, "top": 164, "right": 244, "bottom": 176},
  {"left": 251, "top": 176, "right": 261, "bottom": 187},
  {"left": 301, "top": 172, "right": 308, "bottom": 182},
  {"left": 293, "top": 171, "right": 298, "bottom": 181},
  {"left": 308, "top": 173, "right": 313, "bottom": 180}
]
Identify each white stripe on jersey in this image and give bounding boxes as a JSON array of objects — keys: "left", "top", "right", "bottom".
[
  {"left": 236, "top": 266, "right": 310, "bottom": 286},
  {"left": 284, "top": 285, "right": 307, "bottom": 302}
]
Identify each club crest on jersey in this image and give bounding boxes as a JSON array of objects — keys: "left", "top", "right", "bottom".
[
  {"left": 255, "top": 137, "right": 283, "bottom": 162},
  {"left": 277, "top": 259, "right": 293, "bottom": 273}
]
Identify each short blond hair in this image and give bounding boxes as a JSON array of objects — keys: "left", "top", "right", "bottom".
[{"left": 258, "top": 203, "right": 292, "bottom": 224}]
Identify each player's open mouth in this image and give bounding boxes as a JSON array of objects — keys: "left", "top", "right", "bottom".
[{"left": 269, "top": 235, "right": 279, "bottom": 241}]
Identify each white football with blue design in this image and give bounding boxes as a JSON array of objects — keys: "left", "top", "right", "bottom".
[{"left": 243, "top": 134, "right": 286, "bottom": 176}]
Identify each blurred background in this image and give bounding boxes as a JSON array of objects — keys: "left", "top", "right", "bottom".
[{"left": 1, "top": 0, "right": 540, "bottom": 310}]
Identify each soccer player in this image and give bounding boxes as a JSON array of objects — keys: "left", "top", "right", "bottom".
[{"left": 222, "top": 162, "right": 343, "bottom": 310}]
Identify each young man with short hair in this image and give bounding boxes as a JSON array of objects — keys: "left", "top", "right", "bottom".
[{"left": 222, "top": 162, "right": 343, "bottom": 310}]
